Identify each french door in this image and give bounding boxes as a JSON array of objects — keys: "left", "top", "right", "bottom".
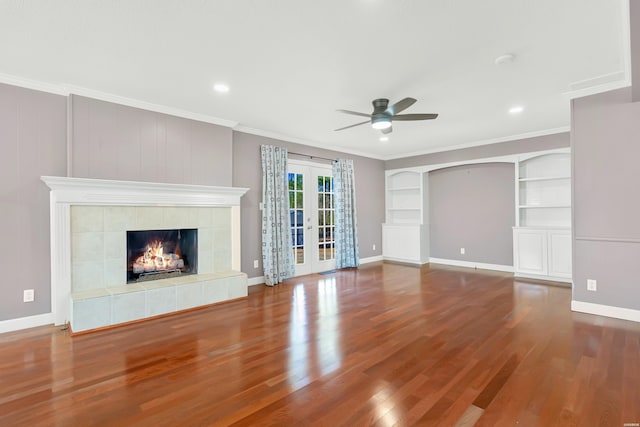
[{"left": 288, "top": 160, "right": 335, "bottom": 276}]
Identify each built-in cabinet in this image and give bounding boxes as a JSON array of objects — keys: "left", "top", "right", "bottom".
[
  {"left": 513, "top": 151, "right": 572, "bottom": 282},
  {"left": 382, "top": 169, "right": 429, "bottom": 263}
]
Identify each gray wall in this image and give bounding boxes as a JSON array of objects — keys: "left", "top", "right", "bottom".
[
  {"left": 429, "top": 163, "right": 515, "bottom": 266},
  {"left": 385, "top": 132, "right": 569, "bottom": 170},
  {"left": 232, "top": 131, "right": 385, "bottom": 275},
  {"left": 72, "top": 95, "right": 233, "bottom": 186},
  {"left": 0, "top": 83, "right": 67, "bottom": 321},
  {"left": 572, "top": 86, "right": 640, "bottom": 310},
  {"left": 0, "top": 85, "right": 385, "bottom": 323}
]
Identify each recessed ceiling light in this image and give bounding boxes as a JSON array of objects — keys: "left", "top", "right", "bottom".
[
  {"left": 379, "top": 136, "right": 389, "bottom": 142},
  {"left": 509, "top": 106, "right": 524, "bottom": 114},
  {"left": 213, "top": 83, "right": 230, "bottom": 93},
  {"left": 495, "top": 53, "right": 515, "bottom": 65}
]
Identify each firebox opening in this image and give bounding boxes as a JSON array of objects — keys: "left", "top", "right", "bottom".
[{"left": 127, "top": 228, "right": 198, "bottom": 283}]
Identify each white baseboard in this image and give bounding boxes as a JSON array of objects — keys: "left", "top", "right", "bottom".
[
  {"left": 429, "top": 257, "right": 514, "bottom": 273},
  {"left": 0, "top": 312, "right": 55, "bottom": 334},
  {"left": 382, "top": 256, "right": 426, "bottom": 265},
  {"left": 514, "top": 272, "right": 572, "bottom": 284},
  {"left": 360, "top": 255, "right": 383, "bottom": 264},
  {"left": 247, "top": 276, "right": 265, "bottom": 286},
  {"left": 571, "top": 300, "right": 640, "bottom": 323}
]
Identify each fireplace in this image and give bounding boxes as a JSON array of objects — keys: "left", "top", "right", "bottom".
[
  {"left": 41, "top": 175, "right": 249, "bottom": 330},
  {"left": 127, "top": 228, "right": 197, "bottom": 283}
]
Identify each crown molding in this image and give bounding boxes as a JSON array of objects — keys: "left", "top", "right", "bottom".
[
  {"left": 0, "top": 73, "right": 238, "bottom": 128},
  {"left": 233, "top": 125, "right": 386, "bottom": 161},
  {"left": 64, "top": 85, "right": 238, "bottom": 128},
  {"left": 0, "top": 72, "right": 69, "bottom": 95},
  {"left": 384, "top": 127, "right": 570, "bottom": 161}
]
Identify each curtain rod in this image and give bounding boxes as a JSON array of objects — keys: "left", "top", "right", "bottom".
[{"left": 288, "top": 151, "right": 336, "bottom": 162}]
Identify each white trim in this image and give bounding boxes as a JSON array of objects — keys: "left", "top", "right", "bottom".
[
  {"left": 288, "top": 159, "right": 332, "bottom": 168},
  {"left": 40, "top": 176, "right": 249, "bottom": 206},
  {"left": 563, "top": 79, "right": 630, "bottom": 100},
  {"left": 64, "top": 85, "right": 238, "bottom": 128},
  {"left": 0, "top": 313, "right": 54, "bottom": 334},
  {"left": 564, "top": 0, "right": 631, "bottom": 99},
  {"left": 0, "top": 72, "right": 69, "bottom": 95},
  {"left": 360, "top": 255, "right": 383, "bottom": 264},
  {"left": 386, "top": 147, "right": 570, "bottom": 175},
  {"left": 247, "top": 276, "right": 265, "bottom": 286},
  {"left": 429, "top": 257, "right": 514, "bottom": 273},
  {"left": 384, "top": 127, "right": 570, "bottom": 161},
  {"left": 514, "top": 272, "right": 572, "bottom": 284},
  {"left": 566, "top": 71, "right": 628, "bottom": 93},
  {"left": 0, "top": 75, "right": 237, "bottom": 128},
  {"left": 571, "top": 300, "right": 640, "bottom": 323},
  {"left": 383, "top": 256, "right": 426, "bottom": 265},
  {"left": 234, "top": 125, "right": 386, "bottom": 160}
]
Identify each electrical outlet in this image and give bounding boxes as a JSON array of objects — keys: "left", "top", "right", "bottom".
[
  {"left": 23, "top": 289, "right": 34, "bottom": 302},
  {"left": 460, "top": 247, "right": 465, "bottom": 255},
  {"left": 587, "top": 279, "right": 597, "bottom": 291},
  {"left": 253, "top": 259, "right": 259, "bottom": 269},
  {"left": 372, "top": 244, "right": 376, "bottom": 251}
]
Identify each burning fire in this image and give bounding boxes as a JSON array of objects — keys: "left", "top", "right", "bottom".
[{"left": 132, "top": 240, "right": 184, "bottom": 274}]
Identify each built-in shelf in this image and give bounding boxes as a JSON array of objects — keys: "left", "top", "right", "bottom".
[
  {"left": 513, "top": 150, "right": 572, "bottom": 282},
  {"left": 518, "top": 176, "right": 571, "bottom": 182},
  {"left": 384, "top": 169, "right": 429, "bottom": 263},
  {"left": 518, "top": 205, "right": 571, "bottom": 209}
]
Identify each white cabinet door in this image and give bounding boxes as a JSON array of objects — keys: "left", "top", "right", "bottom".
[
  {"left": 548, "top": 230, "right": 572, "bottom": 278},
  {"left": 383, "top": 224, "right": 421, "bottom": 263},
  {"left": 513, "top": 229, "right": 548, "bottom": 275}
]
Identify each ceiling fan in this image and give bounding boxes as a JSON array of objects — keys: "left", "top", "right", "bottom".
[{"left": 335, "top": 97, "right": 438, "bottom": 135}]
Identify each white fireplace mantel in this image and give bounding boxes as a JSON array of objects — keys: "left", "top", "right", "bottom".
[
  {"left": 41, "top": 176, "right": 249, "bottom": 326},
  {"left": 41, "top": 176, "right": 249, "bottom": 206}
]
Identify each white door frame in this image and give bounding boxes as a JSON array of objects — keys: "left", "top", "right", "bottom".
[{"left": 289, "top": 159, "right": 335, "bottom": 276}]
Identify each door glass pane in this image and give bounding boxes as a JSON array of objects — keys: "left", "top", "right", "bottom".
[
  {"left": 289, "top": 172, "right": 305, "bottom": 265},
  {"left": 317, "top": 175, "right": 335, "bottom": 262}
]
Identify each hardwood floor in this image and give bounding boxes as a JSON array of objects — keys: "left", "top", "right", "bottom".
[{"left": 1, "top": 262, "right": 639, "bottom": 426}]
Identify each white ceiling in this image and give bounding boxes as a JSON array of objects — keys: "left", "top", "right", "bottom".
[{"left": 0, "top": 0, "right": 630, "bottom": 160}]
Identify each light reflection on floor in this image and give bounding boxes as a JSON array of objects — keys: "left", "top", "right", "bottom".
[
  {"left": 288, "top": 284, "right": 309, "bottom": 389},
  {"left": 287, "top": 278, "right": 343, "bottom": 390},
  {"left": 317, "top": 277, "right": 341, "bottom": 376}
]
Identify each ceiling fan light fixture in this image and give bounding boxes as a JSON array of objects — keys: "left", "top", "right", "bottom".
[{"left": 371, "top": 116, "right": 392, "bottom": 129}]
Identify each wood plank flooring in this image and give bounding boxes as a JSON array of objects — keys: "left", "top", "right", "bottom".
[{"left": 1, "top": 262, "right": 639, "bottom": 426}]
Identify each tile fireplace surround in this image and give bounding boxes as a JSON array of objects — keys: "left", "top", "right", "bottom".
[{"left": 41, "top": 176, "right": 249, "bottom": 333}]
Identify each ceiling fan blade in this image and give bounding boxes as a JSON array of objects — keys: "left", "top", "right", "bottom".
[
  {"left": 334, "top": 120, "right": 370, "bottom": 131},
  {"left": 381, "top": 126, "right": 393, "bottom": 135},
  {"left": 336, "top": 109, "right": 372, "bottom": 118},
  {"left": 391, "top": 113, "right": 439, "bottom": 121},
  {"left": 385, "top": 97, "right": 417, "bottom": 115}
]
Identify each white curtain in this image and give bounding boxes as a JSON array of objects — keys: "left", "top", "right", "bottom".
[
  {"left": 261, "top": 145, "right": 295, "bottom": 286},
  {"left": 333, "top": 159, "right": 360, "bottom": 268}
]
